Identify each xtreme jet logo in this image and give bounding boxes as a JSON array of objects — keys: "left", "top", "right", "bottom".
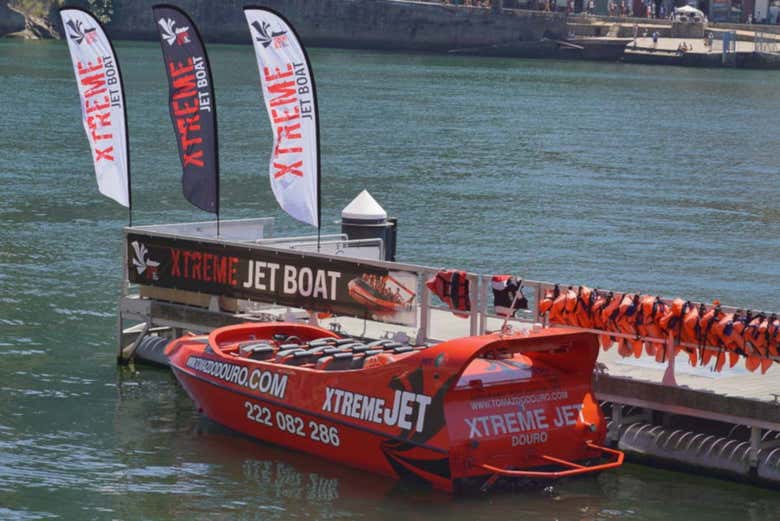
[
  {"left": 66, "top": 19, "right": 97, "bottom": 45},
  {"left": 131, "top": 241, "right": 160, "bottom": 280},
  {"left": 251, "top": 20, "right": 288, "bottom": 48},
  {"left": 158, "top": 17, "right": 191, "bottom": 46}
]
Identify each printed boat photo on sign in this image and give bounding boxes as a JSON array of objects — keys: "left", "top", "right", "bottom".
[{"left": 347, "top": 271, "right": 417, "bottom": 323}]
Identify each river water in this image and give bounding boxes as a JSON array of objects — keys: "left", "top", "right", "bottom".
[{"left": 1, "top": 38, "right": 780, "bottom": 520}]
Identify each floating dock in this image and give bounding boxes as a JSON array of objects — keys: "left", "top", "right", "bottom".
[{"left": 119, "top": 215, "right": 780, "bottom": 487}]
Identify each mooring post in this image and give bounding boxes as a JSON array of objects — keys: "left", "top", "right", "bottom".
[
  {"left": 749, "top": 426, "right": 762, "bottom": 469},
  {"left": 609, "top": 403, "right": 623, "bottom": 443}
]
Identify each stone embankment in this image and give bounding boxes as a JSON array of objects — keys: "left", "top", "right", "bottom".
[{"left": 0, "top": 0, "right": 566, "bottom": 56}]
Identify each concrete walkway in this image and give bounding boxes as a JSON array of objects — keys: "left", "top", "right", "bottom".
[{"left": 627, "top": 36, "right": 755, "bottom": 54}]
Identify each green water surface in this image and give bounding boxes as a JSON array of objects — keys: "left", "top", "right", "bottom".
[{"left": 1, "top": 38, "right": 780, "bottom": 520}]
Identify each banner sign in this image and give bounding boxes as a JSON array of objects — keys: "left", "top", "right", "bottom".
[
  {"left": 127, "top": 233, "right": 418, "bottom": 327},
  {"left": 60, "top": 8, "right": 130, "bottom": 208},
  {"left": 244, "top": 7, "right": 319, "bottom": 227},
  {"left": 153, "top": 4, "right": 219, "bottom": 214}
]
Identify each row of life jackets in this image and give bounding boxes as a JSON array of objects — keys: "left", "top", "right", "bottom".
[{"left": 538, "top": 286, "right": 778, "bottom": 374}]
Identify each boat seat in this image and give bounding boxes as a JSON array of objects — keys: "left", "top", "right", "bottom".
[
  {"left": 275, "top": 348, "right": 305, "bottom": 363},
  {"left": 349, "top": 354, "right": 367, "bottom": 369},
  {"left": 309, "top": 337, "right": 338, "bottom": 347},
  {"left": 279, "top": 343, "right": 303, "bottom": 350},
  {"left": 239, "top": 343, "right": 275, "bottom": 361},
  {"left": 363, "top": 352, "right": 397, "bottom": 369},
  {"left": 306, "top": 345, "right": 330, "bottom": 355},
  {"left": 348, "top": 344, "right": 370, "bottom": 353},
  {"left": 274, "top": 334, "right": 302, "bottom": 345},
  {"left": 334, "top": 338, "right": 357, "bottom": 346},
  {"left": 366, "top": 339, "right": 393, "bottom": 348},
  {"left": 322, "top": 346, "right": 348, "bottom": 356},
  {"left": 381, "top": 342, "right": 403, "bottom": 350},
  {"left": 315, "top": 356, "right": 333, "bottom": 370},
  {"left": 392, "top": 346, "right": 414, "bottom": 355},
  {"left": 363, "top": 349, "right": 383, "bottom": 359},
  {"left": 317, "top": 351, "right": 355, "bottom": 371},
  {"left": 285, "top": 349, "right": 319, "bottom": 366},
  {"left": 332, "top": 342, "right": 357, "bottom": 351}
]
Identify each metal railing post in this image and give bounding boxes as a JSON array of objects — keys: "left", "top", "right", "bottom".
[
  {"left": 417, "top": 273, "right": 431, "bottom": 345},
  {"left": 479, "top": 274, "right": 489, "bottom": 335},
  {"left": 469, "top": 274, "right": 479, "bottom": 337}
]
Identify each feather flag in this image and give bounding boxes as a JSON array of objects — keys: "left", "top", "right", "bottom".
[
  {"left": 244, "top": 7, "right": 320, "bottom": 228},
  {"left": 153, "top": 4, "right": 219, "bottom": 214},
  {"left": 60, "top": 8, "right": 130, "bottom": 208}
]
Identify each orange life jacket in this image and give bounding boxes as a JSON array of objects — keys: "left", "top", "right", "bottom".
[
  {"left": 589, "top": 290, "right": 609, "bottom": 330},
  {"left": 698, "top": 303, "right": 723, "bottom": 367},
  {"left": 538, "top": 286, "right": 558, "bottom": 316},
  {"left": 558, "top": 287, "right": 579, "bottom": 326},
  {"left": 573, "top": 286, "right": 596, "bottom": 328},
  {"left": 615, "top": 294, "right": 642, "bottom": 358},
  {"left": 767, "top": 315, "right": 780, "bottom": 358},
  {"left": 658, "top": 298, "right": 685, "bottom": 332},
  {"left": 426, "top": 270, "right": 470, "bottom": 315},
  {"left": 599, "top": 292, "right": 622, "bottom": 351},
  {"left": 636, "top": 295, "right": 667, "bottom": 360},
  {"left": 680, "top": 303, "right": 703, "bottom": 345},
  {"left": 745, "top": 313, "right": 768, "bottom": 358},
  {"left": 712, "top": 312, "right": 743, "bottom": 371},
  {"left": 549, "top": 287, "right": 571, "bottom": 324}
]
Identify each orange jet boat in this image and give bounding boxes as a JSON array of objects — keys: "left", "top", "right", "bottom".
[{"left": 163, "top": 322, "right": 623, "bottom": 492}]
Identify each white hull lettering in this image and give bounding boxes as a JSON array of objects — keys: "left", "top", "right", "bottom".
[
  {"left": 187, "top": 356, "right": 287, "bottom": 399},
  {"left": 322, "top": 387, "right": 431, "bottom": 433}
]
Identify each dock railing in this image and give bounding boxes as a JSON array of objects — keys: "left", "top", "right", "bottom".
[{"left": 120, "top": 218, "right": 779, "bottom": 373}]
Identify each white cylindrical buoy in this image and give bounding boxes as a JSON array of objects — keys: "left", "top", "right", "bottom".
[{"left": 340, "top": 190, "right": 397, "bottom": 261}]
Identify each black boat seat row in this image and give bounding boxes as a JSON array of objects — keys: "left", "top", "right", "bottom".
[
  {"left": 233, "top": 335, "right": 429, "bottom": 368},
  {"left": 315, "top": 349, "right": 393, "bottom": 370},
  {"left": 274, "top": 348, "right": 306, "bottom": 363},
  {"left": 238, "top": 342, "right": 275, "bottom": 361}
]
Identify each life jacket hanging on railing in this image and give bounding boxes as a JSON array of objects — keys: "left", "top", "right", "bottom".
[
  {"left": 426, "top": 270, "right": 470, "bottom": 318},
  {"left": 491, "top": 275, "right": 528, "bottom": 317},
  {"left": 537, "top": 284, "right": 780, "bottom": 374}
]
